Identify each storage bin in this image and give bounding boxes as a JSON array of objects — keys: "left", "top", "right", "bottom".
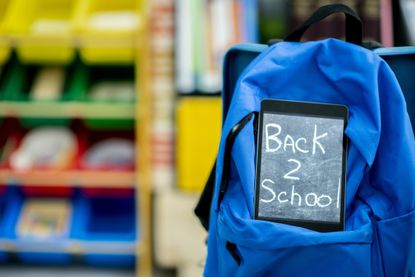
[
  {"left": 2, "top": 59, "right": 86, "bottom": 127},
  {"left": 79, "top": 129, "right": 135, "bottom": 197},
  {"left": 73, "top": 193, "right": 136, "bottom": 267},
  {"left": 177, "top": 97, "right": 222, "bottom": 192},
  {"left": 0, "top": 0, "right": 11, "bottom": 64},
  {"left": 0, "top": 55, "right": 17, "bottom": 100},
  {"left": 0, "top": 118, "right": 22, "bottom": 169},
  {"left": 3, "top": 0, "right": 79, "bottom": 64},
  {"left": 2, "top": 190, "right": 74, "bottom": 265},
  {"left": 10, "top": 123, "right": 82, "bottom": 196},
  {"left": 3, "top": 59, "right": 83, "bottom": 102},
  {"left": 0, "top": 185, "right": 12, "bottom": 262},
  {"left": 80, "top": 129, "right": 135, "bottom": 169},
  {"left": 82, "top": 64, "right": 136, "bottom": 129},
  {"left": 74, "top": 0, "right": 143, "bottom": 63}
]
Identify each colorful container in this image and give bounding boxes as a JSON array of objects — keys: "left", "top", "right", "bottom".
[
  {"left": 1, "top": 189, "right": 74, "bottom": 265},
  {"left": 73, "top": 193, "right": 136, "bottom": 267},
  {"left": 74, "top": 0, "right": 144, "bottom": 64},
  {"left": 3, "top": 0, "right": 80, "bottom": 64},
  {"left": 82, "top": 64, "right": 136, "bottom": 129},
  {"left": 0, "top": 0, "right": 11, "bottom": 64}
]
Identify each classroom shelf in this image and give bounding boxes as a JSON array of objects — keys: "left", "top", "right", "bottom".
[
  {"left": 0, "top": 169, "right": 135, "bottom": 187},
  {"left": 0, "top": 238, "right": 139, "bottom": 255},
  {"left": 0, "top": 101, "right": 135, "bottom": 119},
  {"left": 0, "top": 0, "right": 150, "bottom": 273}
]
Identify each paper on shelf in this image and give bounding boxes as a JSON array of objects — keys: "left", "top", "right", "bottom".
[
  {"left": 10, "top": 127, "right": 76, "bottom": 170},
  {"left": 89, "top": 81, "right": 135, "bottom": 102},
  {"left": 17, "top": 199, "right": 71, "bottom": 240},
  {"left": 83, "top": 138, "right": 135, "bottom": 168},
  {"left": 87, "top": 11, "right": 139, "bottom": 31},
  {"left": 31, "top": 67, "right": 65, "bottom": 101},
  {"left": 31, "top": 19, "right": 70, "bottom": 34}
]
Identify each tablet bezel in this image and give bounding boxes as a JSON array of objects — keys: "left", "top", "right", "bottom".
[{"left": 254, "top": 99, "right": 349, "bottom": 232}]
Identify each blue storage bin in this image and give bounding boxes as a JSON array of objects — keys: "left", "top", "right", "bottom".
[
  {"left": 0, "top": 186, "right": 16, "bottom": 263},
  {"left": 73, "top": 194, "right": 137, "bottom": 267},
  {"left": 2, "top": 191, "right": 75, "bottom": 265}
]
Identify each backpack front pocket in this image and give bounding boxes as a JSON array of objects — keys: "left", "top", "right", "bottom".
[{"left": 217, "top": 198, "right": 375, "bottom": 276}]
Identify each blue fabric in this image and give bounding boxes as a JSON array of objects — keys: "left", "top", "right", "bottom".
[{"left": 205, "top": 39, "right": 415, "bottom": 276}]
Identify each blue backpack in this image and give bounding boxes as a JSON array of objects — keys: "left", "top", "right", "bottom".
[{"left": 195, "top": 4, "right": 415, "bottom": 276}]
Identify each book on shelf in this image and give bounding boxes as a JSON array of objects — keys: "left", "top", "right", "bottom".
[
  {"left": 399, "top": 0, "right": 415, "bottom": 45},
  {"left": 176, "top": 0, "right": 259, "bottom": 94},
  {"left": 380, "top": 0, "right": 394, "bottom": 47},
  {"left": 258, "top": 0, "right": 290, "bottom": 43},
  {"left": 360, "top": 0, "right": 381, "bottom": 42}
]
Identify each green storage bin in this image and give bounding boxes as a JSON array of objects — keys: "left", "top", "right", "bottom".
[
  {"left": 2, "top": 58, "right": 87, "bottom": 127},
  {"left": 83, "top": 64, "right": 136, "bottom": 130},
  {"left": 0, "top": 54, "right": 14, "bottom": 100}
]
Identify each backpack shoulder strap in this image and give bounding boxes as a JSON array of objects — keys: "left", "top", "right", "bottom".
[{"left": 194, "top": 112, "right": 258, "bottom": 230}]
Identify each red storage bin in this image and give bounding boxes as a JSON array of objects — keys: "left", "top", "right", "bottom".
[
  {"left": 80, "top": 129, "right": 135, "bottom": 197},
  {"left": 12, "top": 121, "right": 84, "bottom": 197},
  {"left": 0, "top": 118, "right": 24, "bottom": 170}
]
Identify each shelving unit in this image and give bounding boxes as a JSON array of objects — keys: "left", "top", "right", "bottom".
[
  {"left": 0, "top": 169, "right": 135, "bottom": 187},
  {"left": 0, "top": 101, "right": 135, "bottom": 119},
  {"left": 0, "top": 0, "right": 150, "bottom": 275}
]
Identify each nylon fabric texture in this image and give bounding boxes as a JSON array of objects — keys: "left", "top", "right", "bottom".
[{"left": 204, "top": 38, "right": 415, "bottom": 276}]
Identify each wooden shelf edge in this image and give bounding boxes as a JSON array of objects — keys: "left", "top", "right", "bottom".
[
  {"left": 0, "top": 169, "right": 136, "bottom": 187},
  {"left": 0, "top": 238, "right": 140, "bottom": 255},
  {"left": 0, "top": 101, "right": 135, "bottom": 119}
]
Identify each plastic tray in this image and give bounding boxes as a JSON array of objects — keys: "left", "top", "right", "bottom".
[
  {"left": 2, "top": 190, "right": 74, "bottom": 265},
  {"left": 0, "top": 55, "right": 16, "bottom": 100},
  {"left": 80, "top": 128, "right": 135, "bottom": 196},
  {"left": 73, "top": 193, "right": 136, "bottom": 267},
  {"left": 222, "top": 44, "right": 415, "bottom": 131},
  {"left": 9, "top": 121, "right": 82, "bottom": 197},
  {"left": 74, "top": 0, "right": 143, "bottom": 64},
  {"left": 3, "top": 0, "right": 79, "bottom": 64},
  {"left": 0, "top": 0, "right": 11, "bottom": 64},
  {"left": 82, "top": 64, "right": 135, "bottom": 129},
  {"left": 0, "top": 118, "right": 22, "bottom": 169},
  {"left": 1, "top": 59, "right": 87, "bottom": 127},
  {"left": 0, "top": 185, "right": 12, "bottom": 262}
]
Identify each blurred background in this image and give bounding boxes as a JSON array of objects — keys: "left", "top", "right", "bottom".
[{"left": 0, "top": 0, "right": 411, "bottom": 276}]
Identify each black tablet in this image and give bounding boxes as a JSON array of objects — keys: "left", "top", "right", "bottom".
[{"left": 254, "top": 99, "right": 348, "bottom": 232}]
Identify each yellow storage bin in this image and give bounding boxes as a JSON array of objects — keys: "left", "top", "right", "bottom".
[
  {"left": 177, "top": 97, "right": 222, "bottom": 192},
  {"left": 74, "top": 0, "right": 144, "bottom": 64},
  {"left": 0, "top": 0, "right": 12, "bottom": 64},
  {"left": 4, "top": 0, "right": 79, "bottom": 64}
]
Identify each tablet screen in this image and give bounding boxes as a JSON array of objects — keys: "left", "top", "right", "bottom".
[{"left": 254, "top": 99, "right": 348, "bottom": 232}]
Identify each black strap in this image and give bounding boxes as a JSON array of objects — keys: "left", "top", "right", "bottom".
[
  {"left": 194, "top": 161, "right": 216, "bottom": 230},
  {"left": 217, "top": 112, "right": 257, "bottom": 209},
  {"left": 284, "top": 4, "right": 362, "bottom": 46},
  {"left": 194, "top": 112, "right": 257, "bottom": 230}
]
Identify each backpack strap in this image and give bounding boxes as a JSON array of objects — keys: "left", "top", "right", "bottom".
[
  {"left": 284, "top": 4, "right": 362, "bottom": 46},
  {"left": 194, "top": 161, "right": 216, "bottom": 231},
  {"left": 194, "top": 112, "right": 258, "bottom": 230},
  {"left": 217, "top": 112, "right": 258, "bottom": 209}
]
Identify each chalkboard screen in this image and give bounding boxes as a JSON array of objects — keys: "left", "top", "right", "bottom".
[{"left": 254, "top": 99, "right": 348, "bottom": 232}]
